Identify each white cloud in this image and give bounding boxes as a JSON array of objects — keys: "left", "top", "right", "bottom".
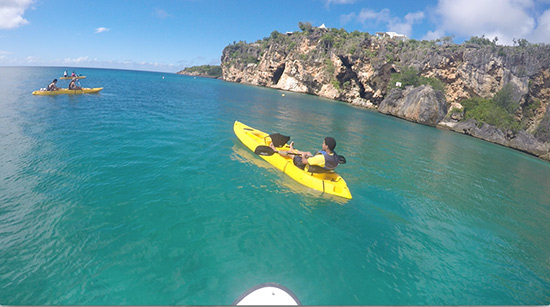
[
  {"left": 340, "top": 12, "right": 356, "bottom": 25},
  {"left": 325, "top": 0, "right": 356, "bottom": 6},
  {"left": 388, "top": 11, "right": 424, "bottom": 37},
  {"left": 154, "top": 8, "right": 170, "bottom": 19},
  {"left": 62, "top": 56, "right": 91, "bottom": 64},
  {"left": 345, "top": 8, "right": 423, "bottom": 37},
  {"left": 356, "top": 8, "right": 390, "bottom": 24},
  {"left": 433, "top": 0, "right": 550, "bottom": 44},
  {"left": 0, "top": 0, "right": 33, "bottom": 29},
  {"left": 94, "top": 27, "right": 110, "bottom": 34},
  {"left": 422, "top": 29, "right": 446, "bottom": 41},
  {"left": 0, "top": 54, "right": 177, "bottom": 72},
  {"left": 529, "top": 9, "right": 550, "bottom": 43},
  {"left": 25, "top": 55, "right": 40, "bottom": 63}
]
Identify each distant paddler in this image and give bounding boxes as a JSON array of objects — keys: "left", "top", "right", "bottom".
[
  {"left": 47, "top": 79, "right": 59, "bottom": 91},
  {"left": 68, "top": 77, "right": 82, "bottom": 90}
]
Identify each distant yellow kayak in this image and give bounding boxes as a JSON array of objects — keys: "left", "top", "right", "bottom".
[
  {"left": 234, "top": 120, "right": 352, "bottom": 199},
  {"left": 59, "top": 76, "right": 86, "bottom": 79},
  {"left": 32, "top": 88, "right": 103, "bottom": 95}
]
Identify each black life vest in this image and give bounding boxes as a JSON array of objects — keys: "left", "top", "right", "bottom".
[{"left": 315, "top": 150, "right": 339, "bottom": 170}]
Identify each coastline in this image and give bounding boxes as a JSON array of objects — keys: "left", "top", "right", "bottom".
[
  {"left": 176, "top": 71, "right": 222, "bottom": 79},
  {"left": 221, "top": 77, "right": 550, "bottom": 162}
]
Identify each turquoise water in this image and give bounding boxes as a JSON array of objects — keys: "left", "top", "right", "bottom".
[{"left": 1, "top": 66, "right": 549, "bottom": 305}]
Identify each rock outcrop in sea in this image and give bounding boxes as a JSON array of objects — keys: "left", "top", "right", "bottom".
[{"left": 220, "top": 27, "right": 550, "bottom": 161}]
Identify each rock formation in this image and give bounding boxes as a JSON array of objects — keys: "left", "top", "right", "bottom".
[
  {"left": 379, "top": 85, "right": 447, "bottom": 126},
  {"left": 220, "top": 28, "right": 550, "bottom": 160}
]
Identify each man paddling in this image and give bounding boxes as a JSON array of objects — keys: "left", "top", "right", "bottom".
[{"left": 274, "top": 137, "right": 340, "bottom": 172}]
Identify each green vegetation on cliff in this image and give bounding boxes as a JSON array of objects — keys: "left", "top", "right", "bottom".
[
  {"left": 388, "top": 67, "right": 446, "bottom": 94},
  {"left": 221, "top": 22, "right": 550, "bottom": 144},
  {"left": 178, "top": 65, "right": 222, "bottom": 78},
  {"left": 462, "top": 98, "right": 520, "bottom": 132}
]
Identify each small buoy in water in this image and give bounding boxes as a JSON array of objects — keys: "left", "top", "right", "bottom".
[
  {"left": 162, "top": 76, "right": 165, "bottom": 79},
  {"left": 282, "top": 94, "right": 285, "bottom": 96}
]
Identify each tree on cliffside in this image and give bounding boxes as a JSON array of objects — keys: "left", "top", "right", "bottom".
[
  {"left": 389, "top": 67, "right": 445, "bottom": 94},
  {"left": 461, "top": 85, "right": 522, "bottom": 132},
  {"left": 298, "top": 22, "right": 313, "bottom": 32},
  {"left": 493, "top": 83, "right": 519, "bottom": 114}
]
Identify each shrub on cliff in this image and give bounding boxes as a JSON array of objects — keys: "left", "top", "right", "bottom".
[
  {"left": 223, "top": 41, "right": 261, "bottom": 66},
  {"left": 462, "top": 97, "right": 520, "bottom": 132},
  {"left": 465, "top": 35, "right": 497, "bottom": 47},
  {"left": 388, "top": 67, "right": 445, "bottom": 94},
  {"left": 534, "top": 106, "right": 550, "bottom": 142},
  {"left": 493, "top": 83, "right": 520, "bottom": 113},
  {"left": 298, "top": 22, "right": 313, "bottom": 32},
  {"left": 181, "top": 65, "right": 222, "bottom": 77}
]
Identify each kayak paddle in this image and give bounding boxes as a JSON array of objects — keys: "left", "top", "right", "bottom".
[{"left": 254, "top": 145, "right": 300, "bottom": 156}]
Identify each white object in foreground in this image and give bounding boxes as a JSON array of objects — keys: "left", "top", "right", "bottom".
[{"left": 234, "top": 283, "right": 301, "bottom": 305}]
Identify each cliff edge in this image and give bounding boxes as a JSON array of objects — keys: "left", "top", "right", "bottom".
[{"left": 221, "top": 27, "right": 550, "bottom": 161}]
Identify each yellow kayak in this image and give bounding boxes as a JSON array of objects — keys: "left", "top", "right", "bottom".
[
  {"left": 234, "top": 120, "right": 352, "bottom": 199},
  {"left": 32, "top": 88, "right": 103, "bottom": 95},
  {"left": 59, "top": 76, "right": 86, "bottom": 79}
]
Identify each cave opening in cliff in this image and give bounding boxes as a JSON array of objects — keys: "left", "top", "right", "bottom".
[{"left": 272, "top": 64, "right": 285, "bottom": 85}]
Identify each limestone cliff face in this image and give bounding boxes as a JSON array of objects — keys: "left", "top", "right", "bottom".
[
  {"left": 221, "top": 29, "right": 550, "bottom": 160},
  {"left": 379, "top": 86, "right": 447, "bottom": 126}
]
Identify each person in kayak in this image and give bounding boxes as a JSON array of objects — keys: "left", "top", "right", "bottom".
[
  {"left": 68, "top": 78, "right": 81, "bottom": 90},
  {"left": 279, "top": 137, "right": 340, "bottom": 172},
  {"left": 47, "top": 79, "right": 59, "bottom": 91}
]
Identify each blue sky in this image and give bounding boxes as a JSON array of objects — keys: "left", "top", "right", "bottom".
[{"left": 1, "top": 0, "right": 550, "bottom": 72}]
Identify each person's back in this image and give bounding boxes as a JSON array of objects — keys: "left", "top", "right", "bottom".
[
  {"left": 68, "top": 78, "right": 80, "bottom": 90},
  {"left": 307, "top": 149, "right": 339, "bottom": 171},
  {"left": 47, "top": 79, "right": 58, "bottom": 91}
]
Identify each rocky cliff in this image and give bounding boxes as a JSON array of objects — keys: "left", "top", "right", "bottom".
[
  {"left": 221, "top": 27, "right": 550, "bottom": 160},
  {"left": 177, "top": 65, "right": 222, "bottom": 79}
]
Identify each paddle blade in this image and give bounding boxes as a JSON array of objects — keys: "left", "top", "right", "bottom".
[
  {"left": 254, "top": 145, "right": 277, "bottom": 156},
  {"left": 269, "top": 133, "right": 290, "bottom": 147},
  {"left": 338, "top": 155, "right": 347, "bottom": 164}
]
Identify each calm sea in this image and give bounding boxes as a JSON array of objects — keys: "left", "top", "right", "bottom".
[{"left": 0, "top": 66, "right": 549, "bottom": 305}]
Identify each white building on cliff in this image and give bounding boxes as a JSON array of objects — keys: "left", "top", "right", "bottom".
[{"left": 376, "top": 32, "right": 408, "bottom": 41}]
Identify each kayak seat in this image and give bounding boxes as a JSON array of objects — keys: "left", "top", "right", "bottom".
[{"left": 268, "top": 133, "right": 290, "bottom": 147}]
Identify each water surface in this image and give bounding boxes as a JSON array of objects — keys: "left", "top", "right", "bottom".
[{"left": 0, "top": 67, "right": 549, "bottom": 305}]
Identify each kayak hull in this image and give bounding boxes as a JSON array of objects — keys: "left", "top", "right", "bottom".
[
  {"left": 32, "top": 87, "right": 103, "bottom": 95},
  {"left": 59, "top": 76, "right": 86, "bottom": 79},
  {"left": 233, "top": 120, "right": 352, "bottom": 199},
  {"left": 234, "top": 283, "right": 301, "bottom": 305}
]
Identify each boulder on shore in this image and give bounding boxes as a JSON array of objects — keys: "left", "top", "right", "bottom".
[{"left": 378, "top": 85, "right": 448, "bottom": 126}]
